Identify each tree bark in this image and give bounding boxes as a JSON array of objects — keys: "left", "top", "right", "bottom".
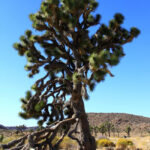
[{"left": 71, "top": 83, "right": 96, "bottom": 150}]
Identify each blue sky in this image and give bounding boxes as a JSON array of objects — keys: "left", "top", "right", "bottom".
[{"left": 0, "top": 0, "right": 150, "bottom": 126}]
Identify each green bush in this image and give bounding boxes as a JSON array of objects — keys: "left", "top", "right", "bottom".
[
  {"left": 96, "top": 139, "right": 115, "bottom": 148},
  {"left": 116, "top": 138, "right": 134, "bottom": 149}
]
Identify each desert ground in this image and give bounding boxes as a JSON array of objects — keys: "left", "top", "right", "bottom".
[{"left": 1, "top": 129, "right": 150, "bottom": 150}]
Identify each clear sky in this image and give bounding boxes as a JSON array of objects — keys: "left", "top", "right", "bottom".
[{"left": 0, "top": 0, "right": 150, "bottom": 127}]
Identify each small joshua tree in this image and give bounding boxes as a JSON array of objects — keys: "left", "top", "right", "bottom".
[
  {"left": 16, "top": 125, "right": 27, "bottom": 133},
  {"left": 111, "top": 124, "right": 116, "bottom": 137},
  {"left": 116, "top": 126, "right": 121, "bottom": 137},
  {"left": 99, "top": 124, "right": 107, "bottom": 136},
  {"left": 0, "top": 134, "right": 4, "bottom": 143},
  {"left": 90, "top": 125, "right": 94, "bottom": 135},
  {"left": 93, "top": 126, "right": 99, "bottom": 137},
  {"left": 104, "top": 121, "right": 114, "bottom": 137},
  {"left": 1, "top": 0, "right": 139, "bottom": 149},
  {"left": 125, "top": 126, "right": 131, "bottom": 137}
]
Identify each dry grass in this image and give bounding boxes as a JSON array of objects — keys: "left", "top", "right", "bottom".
[
  {"left": 59, "top": 136, "right": 77, "bottom": 149},
  {"left": 1, "top": 132, "right": 150, "bottom": 150},
  {"left": 0, "top": 131, "right": 24, "bottom": 150},
  {"left": 110, "top": 136, "right": 150, "bottom": 149},
  {"left": 0, "top": 135, "right": 77, "bottom": 150},
  {"left": 1, "top": 135, "right": 22, "bottom": 145},
  {"left": 129, "top": 136, "right": 150, "bottom": 149}
]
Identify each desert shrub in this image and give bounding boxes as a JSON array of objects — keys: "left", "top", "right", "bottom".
[
  {"left": 96, "top": 139, "right": 115, "bottom": 148},
  {"left": 0, "top": 134, "right": 4, "bottom": 142},
  {"left": 116, "top": 138, "right": 134, "bottom": 149}
]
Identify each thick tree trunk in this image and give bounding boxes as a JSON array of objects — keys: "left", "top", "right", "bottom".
[{"left": 71, "top": 83, "right": 96, "bottom": 150}]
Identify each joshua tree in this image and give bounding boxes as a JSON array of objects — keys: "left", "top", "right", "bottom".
[
  {"left": 139, "top": 127, "right": 144, "bottom": 137},
  {"left": 93, "top": 126, "right": 99, "bottom": 137},
  {"left": 111, "top": 124, "right": 116, "bottom": 137},
  {"left": 1, "top": 0, "right": 139, "bottom": 149},
  {"left": 116, "top": 126, "right": 121, "bottom": 137},
  {"left": 145, "top": 127, "right": 150, "bottom": 136},
  {"left": 0, "top": 134, "right": 4, "bottom": 143},
  {"left": 99, "top": 124, "right": 107, "bottom": 136},
  {"left": 90, "top": 125, "right": 94, "bottom": 135},
  {"left": 16, "top": 125, "right": 27, "bottom": 133},
  {"left": 125, "top": 126, "right": 131, "bottom": 137},
  {"left": 104, "top": 121, "right": 114, "bottom": 137}
]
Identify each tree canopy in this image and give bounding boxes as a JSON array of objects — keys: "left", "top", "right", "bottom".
[
  {"left": 13, "top": 0, "right": 139, "bottom": 126},
  {"left": 2, "top": 0, "right": 140, "bottom": 149}
]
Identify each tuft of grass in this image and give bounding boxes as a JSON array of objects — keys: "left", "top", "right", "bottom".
[
  {"left": 96, "top": 139, "right": 115, "bottom": 148},
  {"left": 116, "top": 138, "right": 135, "bottom": 149}
]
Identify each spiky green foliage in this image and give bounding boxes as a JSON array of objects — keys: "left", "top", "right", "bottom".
[{"left": 13, "top": 0, "right": 140, "bottom": 127}]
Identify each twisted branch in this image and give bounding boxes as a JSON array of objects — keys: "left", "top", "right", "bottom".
[{"left": 1, "top": 115, "right": 77, "bottom": 150}]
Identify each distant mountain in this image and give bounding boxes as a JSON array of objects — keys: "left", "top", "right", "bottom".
[
  {"left": 0, "top": 125, "right": 38, "bottom": 131},
  {"left": 6, "top": 126, "right": 38, "bottom": 131},
  {"left": 6, "top": 126, "right": 19, "bottom": 130},
  {"left": 87, "top": 113, "right": 150, "bottom": 136},
  {"left": 0, "top": 124, "right": 7, "bottom": 130},
  {"left": 1, "top": 113, "right": 150, "bottom": 136}
]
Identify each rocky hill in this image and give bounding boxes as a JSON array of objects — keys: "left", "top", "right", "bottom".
[
  {"left": 0, "top": 124, "right": 7, "bottom": 130},
  {"left": 87, "top": 113, "right": 150, "bottom": 136},
  {"left": 0, "top": 125, "right": 37, "bottom": 131},
  {"left": 1, "top": 113, "right": 150, "bottom": 136}
]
